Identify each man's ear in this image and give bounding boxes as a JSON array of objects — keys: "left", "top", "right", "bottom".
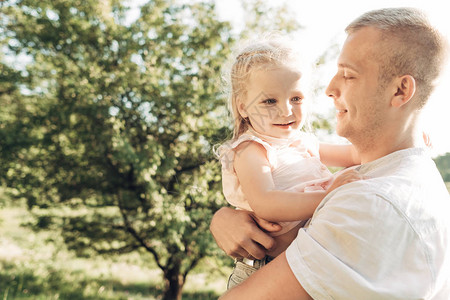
[
  {"left": 237, "top": 98, "right": 248, "bottom": 118},
  {"left": 391, "top": 75, "right": 416, "bottom": 108}
]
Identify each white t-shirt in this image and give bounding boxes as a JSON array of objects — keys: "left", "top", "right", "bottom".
[{"left": 286, "top": 147, "right": 450, "bottom": 299}]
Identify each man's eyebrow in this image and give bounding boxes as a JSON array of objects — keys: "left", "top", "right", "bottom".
[{"left": 338, "top": 63, "right": 360, "bottom": 73}]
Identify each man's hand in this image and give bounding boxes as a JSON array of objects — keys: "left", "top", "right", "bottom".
[{"left": 210, "top": 207, "right": 281, "bottom": 259}]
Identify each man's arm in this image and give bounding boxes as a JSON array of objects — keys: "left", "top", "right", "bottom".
[
  {"left": 219, "top": 252, "right": 313, "bottom": 300},
  {"left": 210, "top": 207, "right": 281, "bottom": 259}
]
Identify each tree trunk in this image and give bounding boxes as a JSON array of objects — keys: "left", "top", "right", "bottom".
[{"left": 162, "top": 267, "right": 185, "bottom": 300}]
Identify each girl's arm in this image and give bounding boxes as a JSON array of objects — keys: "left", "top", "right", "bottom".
[
  {"left": 319, "top": 143, "right": 360, "bottom": 167},
  {"left": 234, "top": 141, "right": 326, "bottom": 223}
]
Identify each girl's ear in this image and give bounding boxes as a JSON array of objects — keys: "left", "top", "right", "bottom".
[
  {"left": 237, "top": 98, "right": 248, "bottom": 118},
  {"left": 391, "top": 75, "right": 416, "bottom": 108}
]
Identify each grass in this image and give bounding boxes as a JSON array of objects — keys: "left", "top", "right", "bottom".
[
  {"left": 4, "top": 183, "right": 446, "bottom": 299},
  {"left": 0, "top": 200, "right": 230, "bottom": 299}
]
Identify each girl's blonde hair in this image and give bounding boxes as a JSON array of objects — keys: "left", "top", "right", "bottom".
[{"left": 222, "top": 33, "right": 305, "bottom": 140}]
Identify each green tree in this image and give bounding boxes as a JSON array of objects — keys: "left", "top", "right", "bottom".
[
  {"left": 434, "top": 152, "right": 450, "bottom": 182},
  {"left": 1, "top": 0, "right": 231, "bottom": 299},
  {"left": 240, "top": 0, "right": 303, "bottom": 37},
  {"left": 1, "top": 0, "right": 310, "bottom": 298}
]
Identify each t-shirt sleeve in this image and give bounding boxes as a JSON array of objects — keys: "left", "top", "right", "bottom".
[{"left": 285, "top": 181, "right": 431, "bottom": 299}]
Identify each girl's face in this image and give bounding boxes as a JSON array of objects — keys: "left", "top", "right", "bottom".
[{"left": 239, "top": 65, "right": 306, "bottom": 139}]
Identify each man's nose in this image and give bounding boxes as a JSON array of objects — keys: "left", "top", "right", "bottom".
[{"left": 326, "top": 75, "right": 340, "bottom": 100}]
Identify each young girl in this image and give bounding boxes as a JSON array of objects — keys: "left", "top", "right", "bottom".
[{"left": 217, "top": 35, "right": 363, "bottom": 289}]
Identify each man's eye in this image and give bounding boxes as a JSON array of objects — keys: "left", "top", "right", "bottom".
[
  {"left": 291, "top": 96, "right": 303, "bottom": 103},
  {"left": 262, "top": 98, "right": 277, "bottom": 104}
]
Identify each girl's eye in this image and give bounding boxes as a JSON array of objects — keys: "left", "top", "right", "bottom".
[
  {"left": 262, "top": 98, "right": 277, "bottom": 105},
  {"left": 291, "top": 96, "right": 303, "bottom": 103}
]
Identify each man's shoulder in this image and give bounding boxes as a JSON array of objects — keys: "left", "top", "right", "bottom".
[
  {"left": 323, "top": 173, "right": 450, "bottom": 239},
  {"left": 331, "top": 149, "right": 448, "bottom": 209},
  {"left": 295, "top": 176, "right": 450, "bottom": 300},
  {"left": 328, "top": 173, "right": 448, "bottom": 209}
]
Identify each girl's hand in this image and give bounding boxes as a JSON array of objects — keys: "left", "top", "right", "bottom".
[
  {"left": 326, "top": 168, "right": 365, "bottom": 195},
  {"left": 423, "top": 132, "right": 432, "bottom": 148}
]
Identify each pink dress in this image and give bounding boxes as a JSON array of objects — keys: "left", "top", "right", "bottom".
[{"left": 218, "top": 129, "right": 333, "bottom": 236}]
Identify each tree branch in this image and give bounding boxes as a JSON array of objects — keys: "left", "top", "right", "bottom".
[
  {"left": 166, "top": 161, "right": 206, "bottom": 193},
  {"left": 117, "top": 192, "right": 165, "bottom": 270}
]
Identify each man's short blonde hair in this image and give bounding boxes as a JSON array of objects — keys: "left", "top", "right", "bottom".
[{"left": 346, "top": 7, "right": 448, "bottom": 108}]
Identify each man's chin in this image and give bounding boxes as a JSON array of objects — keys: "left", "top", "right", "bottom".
[{"left": 336, "top": 126, "right": 350, "bottom": 139}]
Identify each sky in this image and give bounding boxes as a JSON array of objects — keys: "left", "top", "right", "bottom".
[{"left": 215, "top": 0, "right": 450, "bottom": 157}]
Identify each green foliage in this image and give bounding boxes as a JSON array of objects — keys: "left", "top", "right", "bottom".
[
  {"left": 240, "top": 0, "right": 303, "bottom": 38},
  {"left": 1, "top": 0, "right": 232, "bottom": 298},
  {"left": 0, "top": 204, "right": 227, "bottom": 299},
  {"left": 0, "top": 0, "right": 312, "bottom": 298},
  {"left": 434, "top": 152, "right": 450, "bottom": 182}
]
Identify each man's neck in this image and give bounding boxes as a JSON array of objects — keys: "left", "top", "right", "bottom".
[
  {"left": 354, "top": 131, "right": 421, "bottom": 164},
  {"left": 357, "top": 144, "right": 411, "bottom": 164},
  {"left": 354, "top": 110, "right": 424, "bottom": 164}
]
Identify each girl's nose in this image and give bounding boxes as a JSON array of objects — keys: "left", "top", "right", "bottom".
[{"left": 278, "top": 101, "right": 292, "bottom": 117}]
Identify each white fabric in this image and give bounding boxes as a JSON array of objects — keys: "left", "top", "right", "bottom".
[
  {"left": 286, "top": 147, "right": 450, "bottom": 299},
  {"left": 218, "top": 129, "right": 333, "bottom": 235}
]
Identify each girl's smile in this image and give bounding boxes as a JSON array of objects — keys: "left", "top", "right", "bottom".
[{"left": 239, "top": 65, "right": 306, "bottom": 139}]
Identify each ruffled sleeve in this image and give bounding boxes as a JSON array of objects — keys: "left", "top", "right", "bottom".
[{"left": 217, "top": 133, "right": 276, "bottom": 210}]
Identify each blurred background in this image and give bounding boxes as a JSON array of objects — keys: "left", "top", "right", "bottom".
[{"left": 1, "top": 0, "right": 449, "bottom": 299}]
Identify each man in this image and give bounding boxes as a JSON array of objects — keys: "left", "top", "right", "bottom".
[{"left": 211, "top": 7, "right": 450, "bottom": 299}]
